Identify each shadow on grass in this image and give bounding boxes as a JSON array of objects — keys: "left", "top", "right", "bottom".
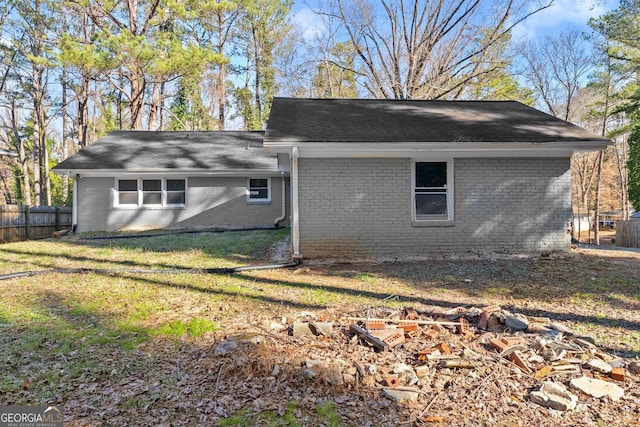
[
  {"left": 0, "top": 229, "right": 290, "bottom": 272},
  {"left": 1, "top": 231, "right": 638, "bottom": 360}
]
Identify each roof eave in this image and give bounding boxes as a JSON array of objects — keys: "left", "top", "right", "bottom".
[
  {"left": 263, "top": 140, "right": 611, "bottom": 157},
  {"left": 52, "top": 168, "right": 286, "bottom": 177}
]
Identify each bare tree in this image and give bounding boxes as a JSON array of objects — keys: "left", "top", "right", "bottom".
[
  {"left": 518, "top": 30, "right": 593, "bottom": 121},
  {"left": 317, "top": 0, "right": 552, "bottom": 99}
]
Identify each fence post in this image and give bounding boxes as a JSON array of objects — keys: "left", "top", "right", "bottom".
[
  {"left": 24, "top": 205, "right": 30, "bottom": 240},
  {"left": 55, "top": 206, "right": 60, "bottom": 231}
]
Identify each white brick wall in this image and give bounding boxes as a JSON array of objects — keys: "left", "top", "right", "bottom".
[
  {"left": 298, "top": 157, "right": 571, "bottom": 257},
  {"left": 76, "top": 176, "right": 289, "bottom": 232}
]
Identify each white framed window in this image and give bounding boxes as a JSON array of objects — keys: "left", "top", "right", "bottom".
[
  {"left": 142, "top": 179, "right": 162, "bottom": 206},
  {"left": 166, "top": 179, "right": 186, "bottom": 205},
  {"left": 115, "top": 178, "right": 186, "bottom": 208},
  {"left": 246, "top": 178, "right": 271, "bottom": 203},
  {"left": 117, "top": 179, "right": 139, "bottom": 206},
  {"left": 412, "top": 161, "right": 453, "bottom": 221}
]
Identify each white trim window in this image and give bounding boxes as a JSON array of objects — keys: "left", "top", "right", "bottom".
[
  {"left": 115, "top": 178, "right": 186, "bottom": 207},
  {"left": 412, "top": 161, "right": 453, "bottom": 220},
  {"left": 117, "top": 179, "right": 138, "bottom": 206},
  {"left": 246, "top": 178, "right": 271, "bottom": 203}
]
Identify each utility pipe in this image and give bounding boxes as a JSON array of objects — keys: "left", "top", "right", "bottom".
[
  {"left": 291, "top": 147, "right": 302, "bottom": 258},
  {"left": 0, "top": 260, "right": 300, "bottom": 281},
  {"left": 273, "top": 172, "right": 287, "bottom": 227},
  {"left": 72, "top": 174, "right": 78, "bottom": 232}
]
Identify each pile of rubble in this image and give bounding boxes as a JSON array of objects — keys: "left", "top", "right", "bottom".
[
  {"left": 213, "top": 303, "right": 639, "bottom": 423},
  {"left": 297, "top": 305, "right": 635, "bottom": 405}
]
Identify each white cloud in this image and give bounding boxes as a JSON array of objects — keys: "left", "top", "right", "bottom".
[
  {"left": 293, "top": 7, "right": 326, "bottom": 41},
  {"left": 512, "top": 0, "right": 613, "bottom": 40}
]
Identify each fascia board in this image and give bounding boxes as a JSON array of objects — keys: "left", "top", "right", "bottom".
[
  {"left": 265, "top": 141, "right": 610, "bottom": 158},
  {"left": 52, "top": 168, "right": 287, "bottom": 178}
]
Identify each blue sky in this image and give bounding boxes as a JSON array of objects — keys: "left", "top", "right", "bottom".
[{"left": 292, "top": 0, "right": 618, "bottom": 42}]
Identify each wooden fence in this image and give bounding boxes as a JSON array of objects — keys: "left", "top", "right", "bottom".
[
  {"left": 0, "top": 205, "right": 72, "bottom": 243},
  {"left": 615, "top": 220, "right": 640, "bottom": 248}
]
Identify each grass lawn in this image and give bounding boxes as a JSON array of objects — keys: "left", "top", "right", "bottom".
[{"left": 0, "top": 229, "right": 638, "bottom": 426}]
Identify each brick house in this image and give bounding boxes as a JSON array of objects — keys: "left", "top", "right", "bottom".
[{"left": 53, "top": 98, "right": 610, "bottom": 258}]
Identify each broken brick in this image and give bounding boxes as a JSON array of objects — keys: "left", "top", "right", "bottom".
[
  {"left": 424, "top": 328, "right": 440, "bottom": 341},
  {"left": 489, "top": 338, "right": 508, "bottom": 353},
  {"left": 366, "top": 320, "right": 386, "bottom": 330},
  {"left": 510, "top": 350, "right": 533, "bottom": 374},
  {"left": 501, "top": 336, "right": 526, "bottom": 346},
  {"left": 384, "top": 375, "right": 400, "bottom": 387},
  {"left": 458, "top": 318, "right": 470, "bottom": 335},
  {"left": 383, "top": 331, "right": 405, "bottom": 348},
  {"left": 477, "top": 311, "right": 490, "bottom": 330},
  {"left": 432, "top": 324, "right": 445, "bottom": 333},
  {"left": 610, "top": 367, "right": 626, "bottom": 382},
  {"left": 405, "top": 330, "right": 419, "bottom": 339},
  {"left": 398, "top": 321, "right": 418, "bottom": 332},
  {"left": 435, "top": 342, "right": 451, "bottom": 355},
  {"left": 418, "top": 348, "right": 441, "bottom": 356}
]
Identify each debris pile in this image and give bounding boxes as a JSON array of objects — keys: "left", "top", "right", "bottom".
[{"left": 212, "top": 303, "right": 639, "bottom": 424}]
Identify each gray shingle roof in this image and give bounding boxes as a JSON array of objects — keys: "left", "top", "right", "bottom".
[
  {"left": 264, "top": 98, "right": 611, "bottom": 144},
  {"left": 53, "top": 131, "right": 277, "bottom": 172}
]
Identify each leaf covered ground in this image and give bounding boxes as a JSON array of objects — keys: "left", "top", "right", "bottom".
[{"left": 0, "top": 229, "right": 638, "bottom": 426}]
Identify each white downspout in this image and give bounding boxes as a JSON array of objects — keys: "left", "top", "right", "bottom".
[
  {"left": 291, "top": 147, "right": 302, "bottom": 258},
  {"left": 72, "top": 174, "right": 78, "bottom": 232},
  {"left": 273, "top": 172, "right": 286, "bottom": 227}
]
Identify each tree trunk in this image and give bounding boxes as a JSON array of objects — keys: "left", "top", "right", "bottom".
[
  {"left": 130, "top": 71, "right": 146, "bottom": 129},
  {"left": 61, "top": 65, "right": 69, "bottom": 204},
  {"left": 217, "top": 11, "right": 226, "bottom": 130},
  {"left": 32, "top": 68, "right": 43, "bottom": 206},
  {"left": 148, "top": 82, "right": 160, "bottom": 130},
  {"left": 11, "top": 100, "right": 31, "bottom": 207}
]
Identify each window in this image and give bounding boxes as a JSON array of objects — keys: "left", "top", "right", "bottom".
[
  {"left": 166, "top": 179, "right": 186, "bottom": 205},
  {"left": 116, "top": 178, "right": 186, "bottom": 208},
  {"left": 247, "top": 178, "right": 270, "bottom": 202},
  {"left": 413, "top": 161, "right": 452, "bottom": 220},
  {"left": 117, "top": 179, "right": 138, "bottom": 205},
  {"left": 142, "top": 179, "right": 162, "bottom": 205}
]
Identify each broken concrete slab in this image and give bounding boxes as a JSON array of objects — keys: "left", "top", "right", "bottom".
[
  {"left": 570, "top": 376, "right": 624, "bottom": 401},
  {"left": 292, "top": 322, "right": 333, "bottom": 337},
  {"left": 382, "top": 388, "right": 420, "bottom": 403},
  {"left": 530, "top": 381, "right": 578, "bottom": 411},
  {"left": 586, "top": 358, "right": 613, "bottom": 374},
  {"left": 504, "top": 312, "right": 529, "bottom": 331}
]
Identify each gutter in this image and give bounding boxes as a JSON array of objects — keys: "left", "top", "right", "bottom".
[
  {"left": 273, "top": 172, "right": 287, "bottom": 227},
  {"left": 72, "top": 175, "right": 78, "bottom": 232},
  {"left": 291, "top": 147, "right": 302, "bottom": 258}
]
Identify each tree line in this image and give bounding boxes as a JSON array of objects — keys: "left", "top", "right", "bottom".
[{"left": 0, "top": 0, "right": 638, "bottom": 242}]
